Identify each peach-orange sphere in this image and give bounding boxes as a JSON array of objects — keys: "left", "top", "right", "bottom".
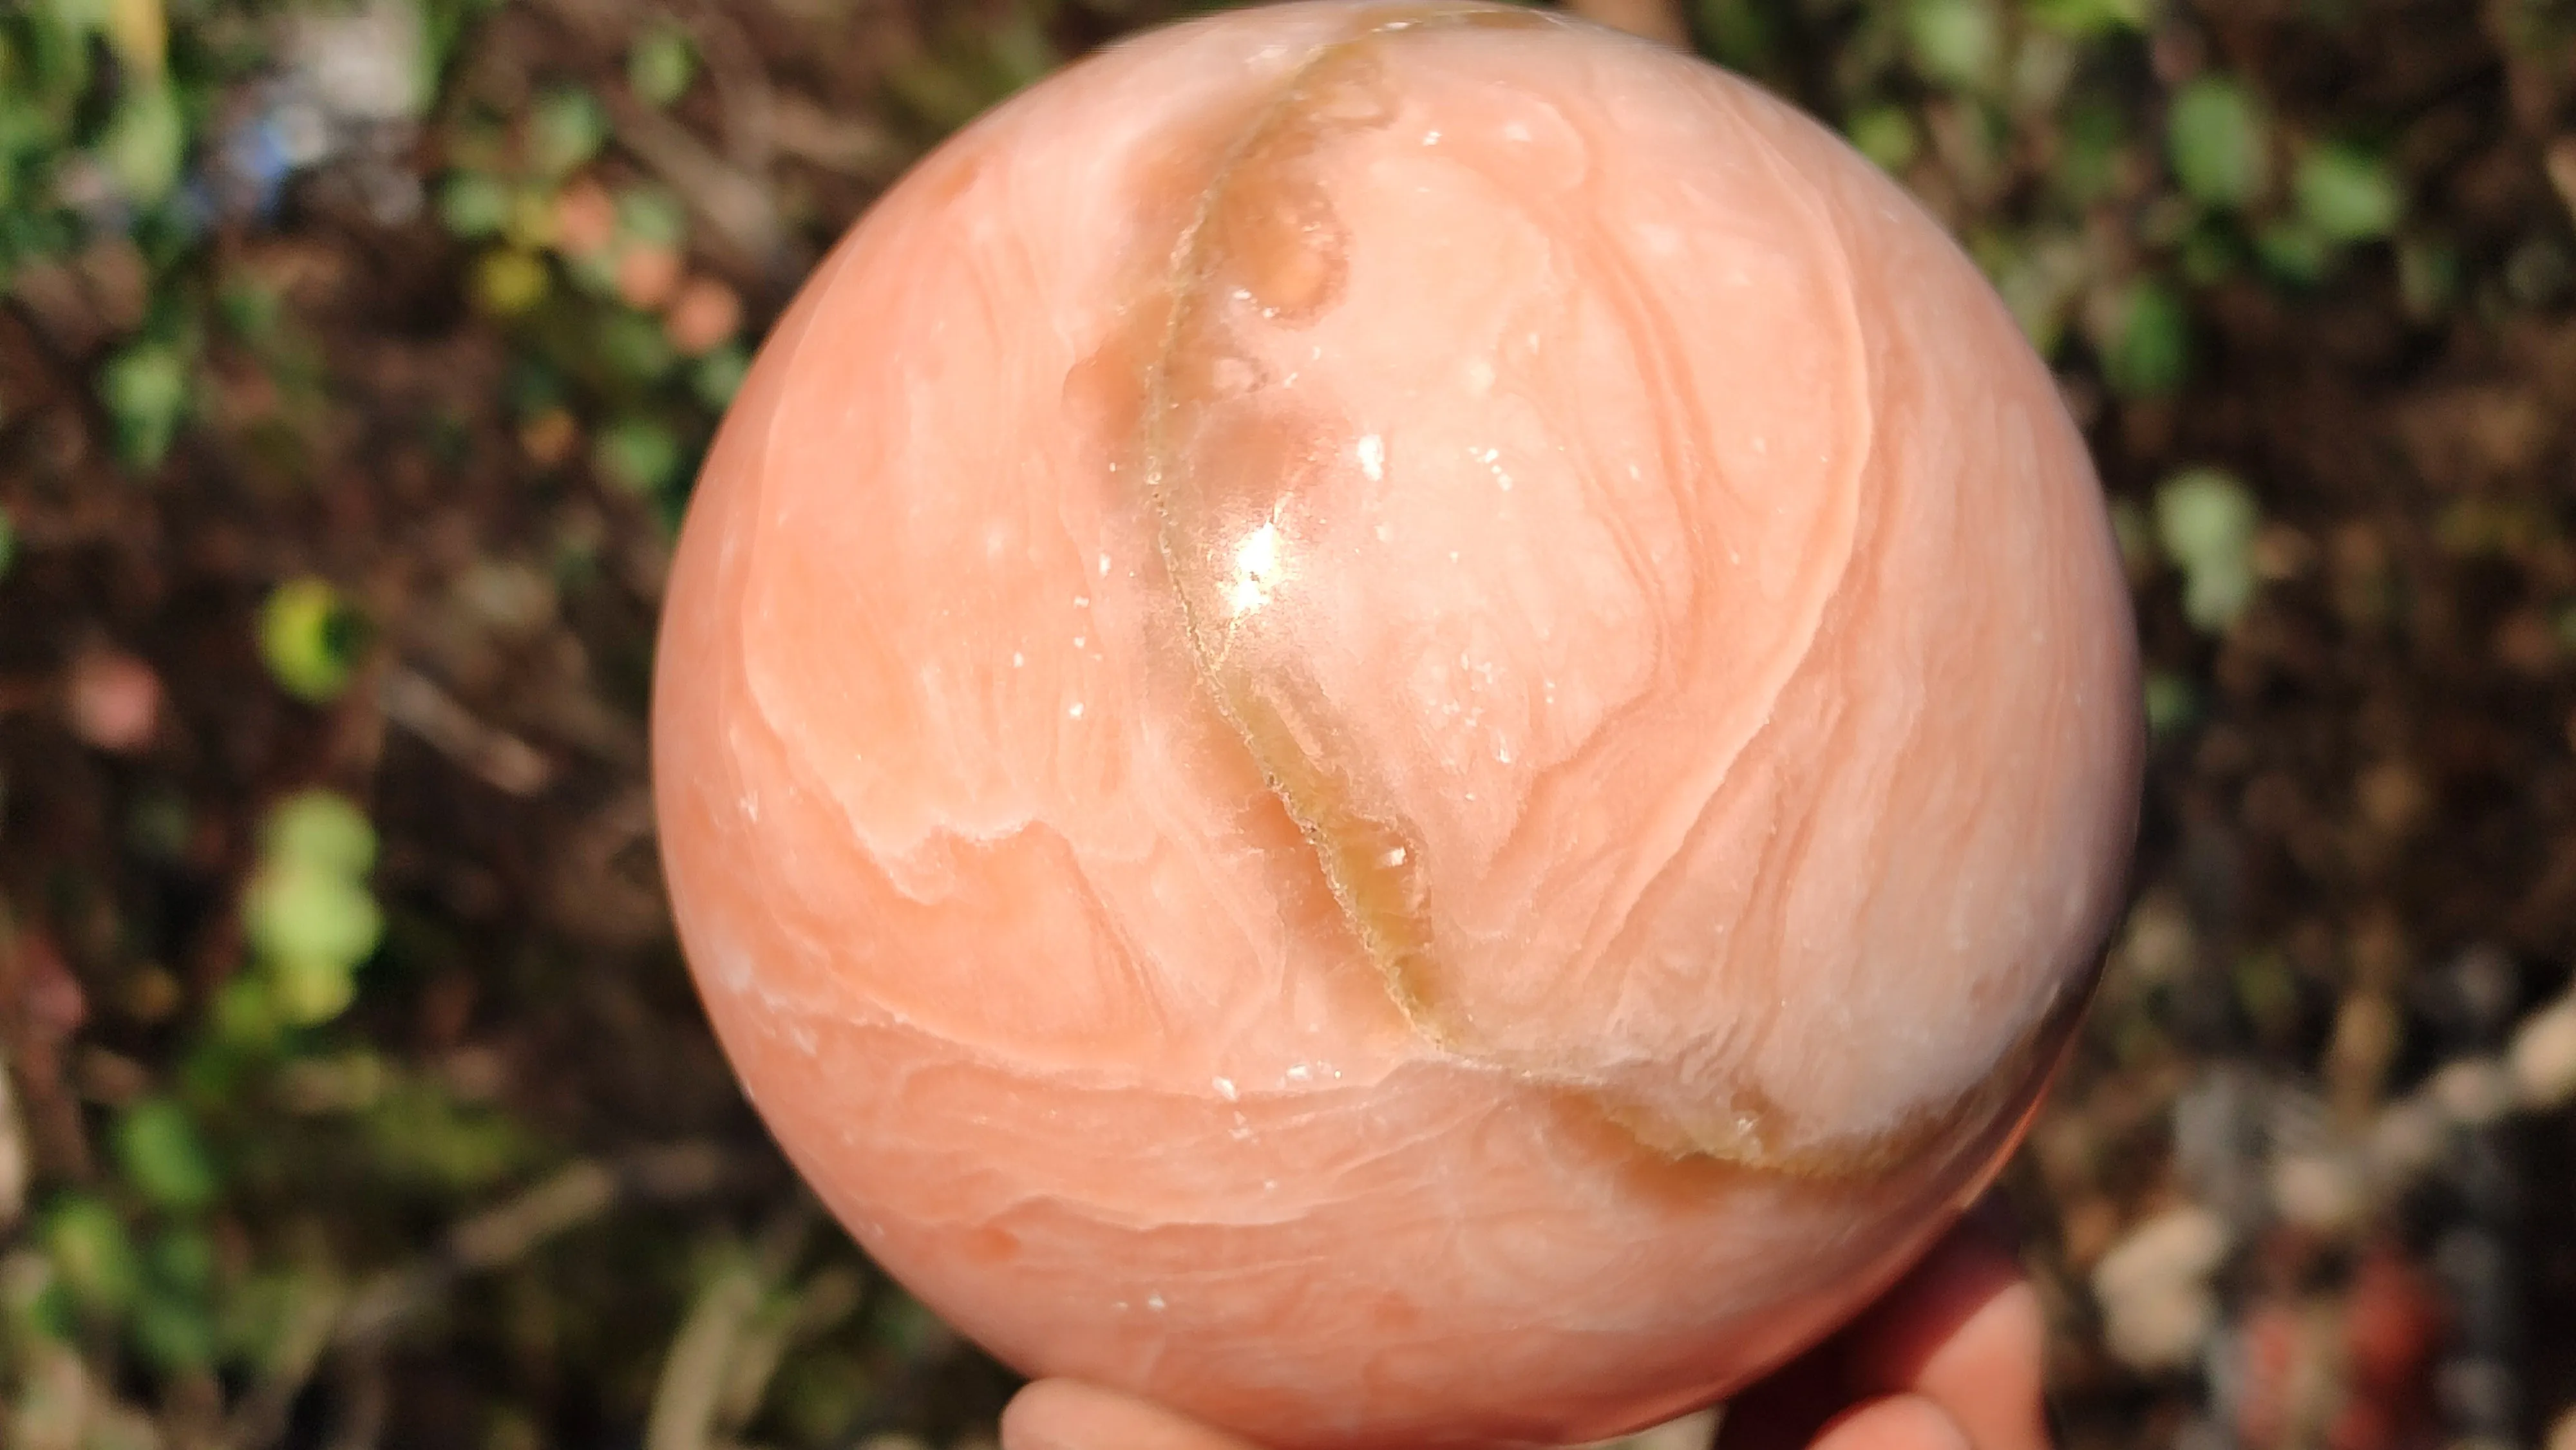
[{"left": 651, "top": 5, "right": 2141, "bottom": 1445}]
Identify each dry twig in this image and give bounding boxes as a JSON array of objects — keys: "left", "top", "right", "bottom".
[{"left": 222, "top": 1143, "right": 746, "bottom": 1450}]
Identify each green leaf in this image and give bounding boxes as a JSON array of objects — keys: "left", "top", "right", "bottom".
[
  {"left": 628, "top": 24, "right": 697, "bottom": 109},
  {"left": 869, "top": 1288, "right": 947, "bottom": 1357},
  {"left": 528, "top": 88, "right": 608, "bottom": 176},
  {"left": 2295, "top": 144, "right": 2401, "bottom": 243},
  {"left": 97, "top": 76, "right": 185, "bottom": 205},
  {"left": 982, "top": 9, "right": 1057, "bottom": 92},
  {"left": 243, "top": 860, "right": 384, "bottom": 971},
  {"left": 113, "top": 1100, "right": 219, "bottom": 1212},
  {"left": 1907, "top": 0, "right": 2000, "bottom": 91},
  {"left": 218, "top": 278, "right": 285, "bottom": 343},
  {"left": 772, "top": 1351, "right": 873, "bottom": 1449},
  {"left": 597, "top": 307, "right": 677, "bottom": 383},
  {"left": 364, "top": 1076, "right": 533, "bottom": 1189},
  {"left": 243, "top": 859, "right": 381, "bottom": 1021},
  {"left": 23, "top": 6, "right": 97, "bottom": 97},
  {"left": 1695, "top": 0, "right": 1779, "bottom": 72},
  {"left": 2166, "top": 77, "right": 2267, "bottom": 209},
  {"left": 2103, "top": 279, "right": 2189, "bottom": 397},
  {"left": 265, "top": 948, "right": 361, "bottom": 1026},
  {"left": 437, "top": 170, "right": 513, "bottom": 239},
  {"left": 1846, "top": 106, "right": 1918, "bottom": 173},
  {"left": 593, "top": 417, "right": 684, "bottom": 494},
  {"left": 560, "top": 243, "right": 618, "bottom": 299},
  {"left": 690, "top": 344, "right": 749, "bottom": 410},
  {"left": 99, "top": 340, "right": 189, "bottom": 468},
  {"left": 614, "top": 185, "right": 688, "bottom": 249},
  {"left": 146, "top": 1227, "right": 214, "bottom": 1295},
  {"left": 2155, "top": 467, "right": 2260, "bottom": 632},
  {"left": 2052, "top": 100, "right": 2128, "bottom": 207},
  {"left": 3, "top": 1245, "right": 72, "bottom": 1342},
  {"left": 140, "top": 1256, "right": 213, "bottom": 1372},
  {"left": 2156, "top": 469, "right": 2257, "bottom": 566},
  {"left": 2143, "top": 671, "right": 2199, "bottom": 737},
  {"left": 218, "top": 1268, "right": 336, "bottom": 1375},
  {"left": 0, "top": 95, "right": 62, "bottom": 217},
  {"left": 257, "top": 578, "right": 361, "bottom": 703},
  {"left": 507, "top": 186, "right": 559, "bottom": 251},
  {"left": 2023, "top": 0, "right": 2150, "bottom": 36},
  {"left": 42, "top": 1196, "right": 139, "bottom": 1314},
  {"left": 2253, "top": 218, "right": 2333, "bottom": 286},
  {"left": 263, "top": 789, "right": 377, "bottom": 877},
  {"left": 131, "top": 1287, "right": 216, "bottom": 1370},
  {"left": 884, "top": 57, "right": 988, "bottom": 133},
  {"left": 209, "top": 974, "right": 283, "bottom": 1050},
  {"left": 0, "top": 504, "right": 15, "bottom": 582}
]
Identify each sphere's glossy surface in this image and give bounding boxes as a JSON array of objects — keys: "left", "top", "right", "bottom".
[{"left": 652, "top": 5, "right": 2141, "bottom": 1445}]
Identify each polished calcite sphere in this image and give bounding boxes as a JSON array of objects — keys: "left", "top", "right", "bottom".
[{"left": 651, "top": 4, "right": 2142, "bottom": 1445}]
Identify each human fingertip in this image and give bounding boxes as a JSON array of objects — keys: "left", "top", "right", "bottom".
[
  {"left": 998, "top": 1382, "right": 1079, "bottom": 1450},
  {"left": 1807, "top": 1395, "right": 1973, "bottom": 1450},
  {"left": 1844, "top": 1216, "right": 2049, "bottom": 1450},
  {"left": 1001, "top": 1379, "right": 1269, "bottom": 1450}
]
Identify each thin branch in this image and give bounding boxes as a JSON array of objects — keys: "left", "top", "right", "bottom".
[{"left": 220, "top": 1142, "right": 748, "bottom": 1450}]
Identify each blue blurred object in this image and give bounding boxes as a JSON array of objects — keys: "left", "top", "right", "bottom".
[{"left": 200, "top": 0, "right": 426, "bottom": 225}]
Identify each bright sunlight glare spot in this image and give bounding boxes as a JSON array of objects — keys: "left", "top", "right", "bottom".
[
  {"left": 1356, "top": 434, "right": 1386, "bottom": 482},
  {"left": 1227, "top": 520, "right": 1286, "bottom": 617}
]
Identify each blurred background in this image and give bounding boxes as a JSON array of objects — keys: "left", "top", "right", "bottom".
[{"left": 3, "top": 0, "right": 2575, "bottom": 1448}]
